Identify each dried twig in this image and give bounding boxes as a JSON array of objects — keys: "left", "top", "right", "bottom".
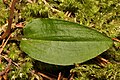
[
  {"left": 65, "top": 11, "right": 71, "bottom": 17},
  {"left": 0, "top": 0, "right": 17, "bottom": 74},
  {"left": 42, "top": 0, "right": 61, "bottom": 13},
  {"left": 3, "top": 55, "right": 20, "bottom": 67},
  {"left": 38, "top": 72, "right": 54, "bottom": 80},
  {"left": 112, "top": 38, "right": 120, "bottom": 42},
  {"left": 0, "top": 35, "right": 11, "bottom": 75},
  {"left": 30, "top": 70, "right": 41, "bottom": 80},
  {"left": 0, "top": 39, "right": 5, "bottom": 48},
  {"left": 1, "top": 0, "right": 17, "bottom": 39},
  {"left": 95, "top": 56, "right": 110, "bottom": 67},
  {"left": 0, "top": 34, "right": 11, "bottom": 76},
  {"left": 0, "top": 34, "right": 11, "bottom": 54},
  {"left": 57, "top": 72, "right": 62, "bottom": 80},
  {"left": 97, "top": 56, "right": 110, "bottom": 64},
  {"left": 0, "top": 58, "right": 12, "bottom": 76}
]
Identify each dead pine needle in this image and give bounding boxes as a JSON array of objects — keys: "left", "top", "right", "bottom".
[
  {"left": 95, "top": 56, "right": 110, "bottom": 67},
  {"left": 0, "top": 34, "right": 11, "bottom": 54},
  {"left": 57, "top": 72, "right": 62, "bottom": 80},
  {"left": 38, "top": 72, "right": 53, "bottom": 80},
  {"left": 0, "top": 58, "right": 12, "bottom": 76},
  {"left": 112, "top": 38, "right": 120, "bottom": 42},
  {"left": 42, "top": 0, "right": 61, "bottom": 13}
]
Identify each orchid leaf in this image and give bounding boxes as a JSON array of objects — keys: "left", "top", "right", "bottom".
[{"left": 20, "top": 18, "right": 113, "bottom": 65}]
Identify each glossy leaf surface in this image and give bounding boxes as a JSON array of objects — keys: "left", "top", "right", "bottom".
[{"left": 20, "top": 18, "right": 113, "bottom": 65}]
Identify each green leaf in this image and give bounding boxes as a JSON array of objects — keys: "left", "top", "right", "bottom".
[{"left": 20, "top": 18, "right": 113, "bottom": 65}]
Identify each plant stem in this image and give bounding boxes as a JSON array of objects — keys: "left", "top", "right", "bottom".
[{"left": 0, "top": 0, "right": 17, "bottom": 39}]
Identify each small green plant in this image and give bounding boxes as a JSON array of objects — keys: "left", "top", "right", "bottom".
[
  {"left": 0, "top": 0, "right": 120, "bottom": 79},
  {"left": 20, "top": 18, "right": 113, "bottom": 65}
]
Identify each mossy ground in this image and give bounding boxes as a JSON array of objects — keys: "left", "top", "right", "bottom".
[{"left": 0, "top": 0, "right": 120, "bottom": 80}]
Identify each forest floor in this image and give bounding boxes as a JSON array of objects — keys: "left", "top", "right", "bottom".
[{"left": 0, "top": 0, "right": 120, "bottom": 80}]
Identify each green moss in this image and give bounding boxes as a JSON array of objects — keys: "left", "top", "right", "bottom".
[
  {"left": 72, "top": 63, "right": 120, "bottom": 80},
  {"left": 0, "top": 0, "right": 120, "bottom": 79}
]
